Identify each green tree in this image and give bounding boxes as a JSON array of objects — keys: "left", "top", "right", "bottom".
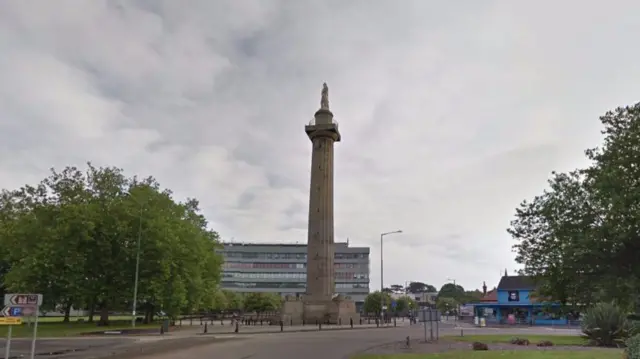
[
  {"left": 222, "top": 290, "right": 243, "bottom": 310},
  {"left": 436, "top": 297, "right": 458, "bottom": 314},
  {"left": 389, "top": 284, "right": 404, "bottom": 293},
  {"left": 211, "top": 290, "right": 228, "bottom": 311},
  {"left": 407, "top": 282, "right": 437, "bottom": 293},
  {"left": 0, "top": 163, "right": 223, "bottom": 325},
  {"left": 509, "top": 103, "right": 640, "bottom": 311},
  {"left": 363, "top": 291, "right": 391, "bottom": 315},
  {"left": 438, "top": 283, "right": 465, "bottom": 302},
  {"left": 393, "top": 296, "right": 416, "bottom": 313},
  {"left": 243, "top": 293, "right": 281, "bottom": 312}
]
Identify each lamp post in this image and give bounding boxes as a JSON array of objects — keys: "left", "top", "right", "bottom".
[
  {"left": 380, "top": 230, "right": 402, "bottom": 322},
  {"left": 447, "top": 277, "right": 457, "bottom": 322},
  {"left": 125, "top": 191, "right": 144, "bottom": 328}
]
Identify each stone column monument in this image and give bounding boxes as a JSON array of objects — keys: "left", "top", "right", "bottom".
[
  {"left": 277, "top": 84, "right": 359, "bottom": 325},
  {"left": 301, "top": 84, "right": 358, "bottom": 324},
  {"left": 304, "top": 83, "right": 339, "bottom": 304}
]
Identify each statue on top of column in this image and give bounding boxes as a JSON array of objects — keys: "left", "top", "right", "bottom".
[{"left": 320, "top": 83, "right": 329, "bottom": 110}]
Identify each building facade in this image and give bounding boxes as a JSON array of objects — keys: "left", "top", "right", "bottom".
[
  {"left": 219, "top": 242, "right": 370, "bottom": 308},
  {"left": 474, "top": 275, "right": 568, "bottom": 326}
]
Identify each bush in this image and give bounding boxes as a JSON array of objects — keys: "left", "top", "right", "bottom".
[
  {"left": 625, "top": 334, "right": 640, "bottom": 359},
  {"left": 537, "top": 340, "right": 553, "bottom": 347},
  {"left": 510, "top": 337, "right": 530, "bottom": 345},
  {"left": 472, "top": 342, "right": 488, "bottom": 351},
  {"left": 581, "top": 302, "right": 630, "bottom": 347}
]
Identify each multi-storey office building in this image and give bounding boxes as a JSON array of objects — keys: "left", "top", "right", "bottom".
[{"left": 219, "top": 242, "right": 370, "bottom": 309}]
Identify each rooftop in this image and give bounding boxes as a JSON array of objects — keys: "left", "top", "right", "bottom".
[
  {"left": 221, "top": 241, "right": 369, "bottom": 251},
  {"left": 497, "top": 275, "right": 536, "bottom": 291}
]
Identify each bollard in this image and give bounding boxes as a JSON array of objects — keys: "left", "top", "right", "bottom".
[
  {"left": 200, "top": 317, "right": 203, "bottom": 325},
  {"left": 461, "top": 329, "right": 464, "bottom": 337},
  {"left": 280, "top": 320, "right": 284, "bottom": 332},
  {"left": 406, "top": 336, "right": 410, "bottom": 348},
  {"left": 339, "top": 318, "right": 342, "bottom": 325},
  {"left": 290, "top": 319, "right": 293, "bottom": 326},
  {"left": 190, "top": 317, "right": 193, "bottom": 325},
  {"left": 360, "top": 318, "right": 362, "bottom": 325},
  {"left": 235, "top": 321, "right": 239, "bottom": 333},
  {"left": 204, "top": 323, "right": 208, "bottom": 334},
  {"left": 319, "top": 322, "right": 322, "bottom": 330},
  {"left": 302, "top": 319, "right": 305, "bottom": 326},
  {"left": 179, "top": 318, "right": 182, "bottom": 326},
  {"left": 350, "top": 318, "right": 353, "bottom": 328},
  {"left": 394, "top": 318, "right": 397, "bottom": 327},
  {"left": 160, "top": 324, "right": 164, "bottom": 335},
  {"left": 376, "top": 318, "right": 379, "bottom": 328}
]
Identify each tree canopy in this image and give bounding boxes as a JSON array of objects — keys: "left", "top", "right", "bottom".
[
  {"left": 0, "top": 164, "right": 223, "bottom": 324},
  {"left": 407, "top": 282, "right": 437, "bottom": 293},
  {"left": 509, "top": 103, "right": 640, "bottom": 311}
]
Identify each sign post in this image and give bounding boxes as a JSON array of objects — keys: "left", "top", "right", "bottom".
[
  {"left": 3, "top": 294, "right": 42, "bottom": 359},
  {"left": 418, "top": 308, "right": 441, "bottom": 342},
  {"left": 4, "top": 325, "right": 11, "bottom": 359}
]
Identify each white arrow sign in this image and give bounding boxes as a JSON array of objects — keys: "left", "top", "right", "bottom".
[
  {"left": 1, "top": 305, "right": 35, "bottom": 317},
  {"left": 4, "top": 294, "right": 42, "bottom": 307}
]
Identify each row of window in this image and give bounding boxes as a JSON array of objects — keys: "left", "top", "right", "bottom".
[
  {"left": 221, "top": 282, "right": 369, "bottom": 289},
  {"left": 223, "top": 252, "right": 368, "bottom": 260},
  {"left": 223, "top": 262, "right": 367, "bottom": 269},
  {"left": 222, "top": 272, "right": 368, "bottom": 280}
]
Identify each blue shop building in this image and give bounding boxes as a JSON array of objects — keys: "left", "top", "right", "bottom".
[{"left": 474, "top": 275, "right": 568, "bottom": 326}]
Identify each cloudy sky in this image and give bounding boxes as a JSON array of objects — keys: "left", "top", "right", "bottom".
[{"left": 1, "top": 0, "right": 639, "bottom": 292}]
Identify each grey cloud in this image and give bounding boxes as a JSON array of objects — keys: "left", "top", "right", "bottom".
[{"left": 2, "top": 0, "right": 640, "bottom": 291}]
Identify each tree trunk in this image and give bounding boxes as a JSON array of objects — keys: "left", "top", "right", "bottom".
[
  {"left": 63, "top": 303, "right": 72, "bottom": 323},
  {"left": 88, "top": 297, "right": 96, "bottom": 323},
  {"left": 144, "top": 308, "right": 154, "bottom": 324},
  {"left": 98, "top": 305, "right": 109, "bottom": 326}
]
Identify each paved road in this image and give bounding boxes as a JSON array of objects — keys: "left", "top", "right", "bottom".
[
  {"left": 0, "top": 322, "right": 407, "bottom": 358},
  {"left": 0, "top": 337, "right": 137, "bottom": 358},
  {"left": 0, "top": 322, "right": 580, "bottom": 359},
  {"left": 143, "top": 324, "right": 581, "bottom": 359}
]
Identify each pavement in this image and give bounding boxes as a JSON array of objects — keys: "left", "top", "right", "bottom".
[
  {"left": 141, "top": 323, "right": 582, "bottom": 359},
  {"left": 0, "top": 320, "right": 582, "bottom": 359}
]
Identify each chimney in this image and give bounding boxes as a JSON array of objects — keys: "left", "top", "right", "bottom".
[
  {"left": 482, "top": 281, "right": 487, "bottom": 295},
  {"left": 504, "top": 268, "right": 508, "bottom": 277}
]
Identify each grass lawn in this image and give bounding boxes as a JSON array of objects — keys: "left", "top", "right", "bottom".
[
  {"left": 352, "top": 350, "right": 622, "bottom": 359},
  {"left": 445, "top": 335, "right": 588, "bottom": 346},
  {"left": 0, "top": 319, "right": 161, "bottom": 338}
]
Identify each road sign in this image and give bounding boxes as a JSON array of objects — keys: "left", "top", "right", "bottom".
[
  {"left": 1, "top": 305, "right": 35, "bottom": 317},
  {"left": 0, "top": 317, "right": 22, "bottom": 325},
  {"left": 4, "top": 294, "right": 42, "bottom": 307},
  {"left": 418, "top": 308, "right": 441, "bottom": 322},
  {"left": 391, "top": 300, "right": 397, "bottom": 309}
]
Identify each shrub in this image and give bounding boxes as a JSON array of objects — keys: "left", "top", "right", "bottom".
[
  {"left": 472, "top": 342, "right": 488, "bottom": 351},
  {"left": 510, "top": 337, "right": 530, "bottom": 345},
  {"left": 537, "top": 340, "right": 553, "bottom": 347},
  {"left": 625, "top": 334, "right": 640, "bottom": 359},
  {"left": 581, "top": 302, "right": 630, "bottom": 347}
]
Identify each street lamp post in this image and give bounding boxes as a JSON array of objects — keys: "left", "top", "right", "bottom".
[
  {"left": 447, "top": 278, "right": 457, "bottom": 322},
  {"left": 131, "top": 204, "right": 143, "bottom": 328},
  {"left": 125, "top": 191, "right": 144, "bottom": 328},
  {"left": 380, "top": 230, "right": 402, "bottom": 322}
]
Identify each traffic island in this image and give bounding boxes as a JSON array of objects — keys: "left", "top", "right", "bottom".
[{"left": 352, "top": 337, "right": 622, "bottom": 359}]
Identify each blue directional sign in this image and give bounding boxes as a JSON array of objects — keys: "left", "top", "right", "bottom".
[
  {"left": 391, "top": 300, "right": 397, "bottom": 309},
  {"left": 10, "top": 307, "right": 22, "bottom": 316},
  {"left": 1, "top": 305, "right": 34, "bottom": 317}
]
